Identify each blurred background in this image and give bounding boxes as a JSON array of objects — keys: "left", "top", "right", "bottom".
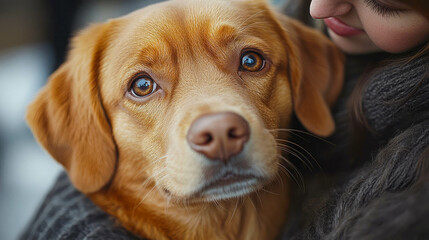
[{"left": 0, "top": 0, "right": 286, "bottom": 239}]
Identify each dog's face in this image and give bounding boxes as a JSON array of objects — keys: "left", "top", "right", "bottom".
[
  {"left": 28, "top": 0, "right": 342, "bottom": 214},
  {"left": 103, "top": 0, "right": 297, "bottom": 202}
]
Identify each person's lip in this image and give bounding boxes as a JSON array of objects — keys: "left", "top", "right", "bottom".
[{"left": 324, "top": 17, "right": 364, "bottom": 37}]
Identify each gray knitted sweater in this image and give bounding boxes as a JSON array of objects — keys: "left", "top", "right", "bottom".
[
  {"left": 20, "top": 172, "right": 141, "bottom": 240},
  {"left": 287, "top": 53, "right": 429, "bottom": 239}
]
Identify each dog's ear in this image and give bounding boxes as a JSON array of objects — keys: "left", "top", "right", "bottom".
[
  {"left": 277, "top": 15, "right": 344, "bottom": 137},
  {"left": 26, "top": 23, "right": 117, "bottom": 193}
]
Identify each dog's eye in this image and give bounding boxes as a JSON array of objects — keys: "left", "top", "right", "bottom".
[
  {"left": 130, "top": 76, "right": 158, "bottom": 97},
  {"left": 240, "top": 51, "right": 265, "bottom": 72}
]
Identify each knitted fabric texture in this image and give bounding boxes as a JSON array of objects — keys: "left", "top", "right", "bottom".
[
  {"left": 291, "top": 53, "right": 429, "bottom": 240},
  {"left": 363, "top": 55, "right": 429, "bottom": 136},
  {"left": 20, "top": 173, "right": 141, "bottom": 240}
]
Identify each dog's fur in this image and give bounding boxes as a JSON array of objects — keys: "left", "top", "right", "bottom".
[{"left": 26, "top": 0, "right": 343, "bottom": 239}]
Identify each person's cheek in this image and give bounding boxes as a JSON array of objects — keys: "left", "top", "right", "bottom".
[
  {"left": 370, "top": 26, "right": 428, "bottom": 53},
  {"left": 363, "top": 14, "right": 429, "bottom": 53},
  {"left": 367, "top": 26, "right": 406, "bottom": 53}
]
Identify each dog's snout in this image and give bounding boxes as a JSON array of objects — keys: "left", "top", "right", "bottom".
[{"left": 187, "top": 112, "right": 250, "bottom": 162}]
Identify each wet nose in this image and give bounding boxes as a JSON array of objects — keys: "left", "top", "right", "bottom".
[
  {"left": 310, "top": 0, "right": 353, "bottom": 19},
  {"left": 187, "top": 112, "right": 250, "bottom": 163}
]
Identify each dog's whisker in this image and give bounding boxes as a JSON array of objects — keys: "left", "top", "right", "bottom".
[
  {"left": 132, "top": 197, "right": 143, "bottom": 220},
  {"left": 213, "top": 199, "right": 221, "bottom": 210},
  {"left": 141, "top": 185, "right": 158, "bottom": 202},
  {"left": 268, "top": 128, "right": 307, "bottom": 142},
  {"left": 260, "top": 188, "right": 280, "bottom": 196},
  {"left": 227, "top": 198, "right": 239, "bottom": 224},
  {"left": 132, "top": 181, "right": 160, "bottom": 218},
  {"left": 239, "top": 196, "right": 246, "bottom": 213},
  {"left": 277, "top": 144, "right": 313, "bottom": 171},
  {"left": 247, "top": 196, "right": 257, "bottom": 211},
  {"left": 275, "top": 170, "right": 285, "bottom": 190},
  {"left": 140, "top": 168, "right": 162, "bottom": 183},
  {"left": 134, "top": 170, "right": 168, "bottom": 213},
  {"left": 255, "top": 190, "right": 263, "bottom": 207},
  {"left": 215, "top": 199, "right": 226, "bottom": 211},
  {"left": 276, "top": 158, "right": 305, "bottom": 191},
  {"left": 269, "top": 128, "right": 334, "bottom": 145},
  {"left": 134, "top": 155, "right": 169, "bottom": 178},
  {"left": 278, "top": 139, "right": 315, "bottom": 159},
  {"left": 276, "top": 139, "right": 321, "bottom": 171},
  {"left": 276, "top": 143, "right": 311, "bottom": 165},
  {"left": 275, "top": 162, "right": 291, "bottom": 181},
  {"left": 278, "top": 155, "right": 304, "bottom": 187},
  {"left": 138, "top": 169, "right": 166, "bottom": 191},
  {"left": 164, "top": 195, "right": 172, "bottom": 213}
]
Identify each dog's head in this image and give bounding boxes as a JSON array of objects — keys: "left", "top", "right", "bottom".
[{"left": 27, "top": 0, "right": 343, "bottom": 204}]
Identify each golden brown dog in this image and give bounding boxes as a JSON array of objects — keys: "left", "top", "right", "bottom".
[{"left": 27, "top": 0, "right": 343, "bottom": 239}]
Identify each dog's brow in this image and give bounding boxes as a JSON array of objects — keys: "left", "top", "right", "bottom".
[
  {"left": 137, "top": 47, "right": 161, "bottom": 67},
  {"left": 211, "top": 24, "right": 237, "bottom": 48}
]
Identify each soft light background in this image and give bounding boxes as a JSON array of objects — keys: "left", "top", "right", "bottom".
[{"left": 0, "top": 0, "right": 285, "bottom": 239}]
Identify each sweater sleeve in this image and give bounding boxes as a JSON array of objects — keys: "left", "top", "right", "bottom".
[
  {"left": 19, "top": 173, "right": 142, "bottom": 240},
  {"left": 295, "top": 120, "right": 429, "bottom": 240}
]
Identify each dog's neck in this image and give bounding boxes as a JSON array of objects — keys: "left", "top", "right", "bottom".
[{"left": 90, "top": 173, "right": 290, "bottom": 240}]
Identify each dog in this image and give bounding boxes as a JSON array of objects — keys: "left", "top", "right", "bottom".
[{"left": 26, "top": 0, "right": 343, "bottom": 239}]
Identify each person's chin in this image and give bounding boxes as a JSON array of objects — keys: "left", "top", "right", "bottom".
[{"left": 328, "top": 29, "right": 381, "bottom": 55}]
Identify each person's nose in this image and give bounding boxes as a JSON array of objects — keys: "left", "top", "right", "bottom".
[{"left": 310, "top": 0, "right": 353, "bottom": 19}]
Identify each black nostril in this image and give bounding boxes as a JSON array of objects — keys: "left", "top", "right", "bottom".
[
  {"left": 228, "top": 128, "right": 239, "bottom": 138},
  {"left": 202, "top": 133, "right": 213, "bottom": 145}
]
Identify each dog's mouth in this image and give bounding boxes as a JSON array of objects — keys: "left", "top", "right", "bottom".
[
  {"left": 159, "top": 171, "right": 266, "bottom": 204},
  {"left": 194, "top": 171, "right": 265, "bottom": 202}
]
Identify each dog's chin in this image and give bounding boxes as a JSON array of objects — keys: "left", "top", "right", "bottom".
[
  {"left": 196, "top": 174, "right": 265, "bottom": 202},
  {"left": 160, "top": 173, "right": 270, "bottom": 205}
]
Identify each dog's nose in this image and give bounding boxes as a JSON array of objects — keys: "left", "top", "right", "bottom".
[{"left": 187, "top": 112, "right": 250, "bottom": 162}]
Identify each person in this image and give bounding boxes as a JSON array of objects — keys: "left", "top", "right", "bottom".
[
  {"left": 280, "top": 0, "right": 429, "bottom": 239},
  {"left": 310, "top": 0, "right": 429, "bottom": 54}
]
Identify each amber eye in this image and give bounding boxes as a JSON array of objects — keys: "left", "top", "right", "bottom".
[
  {"left": 240, "top": 51, "right": 265, "bottom": 72},
  {"left": 130, "top": 76, "right": 158, "bottom": 97}
]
